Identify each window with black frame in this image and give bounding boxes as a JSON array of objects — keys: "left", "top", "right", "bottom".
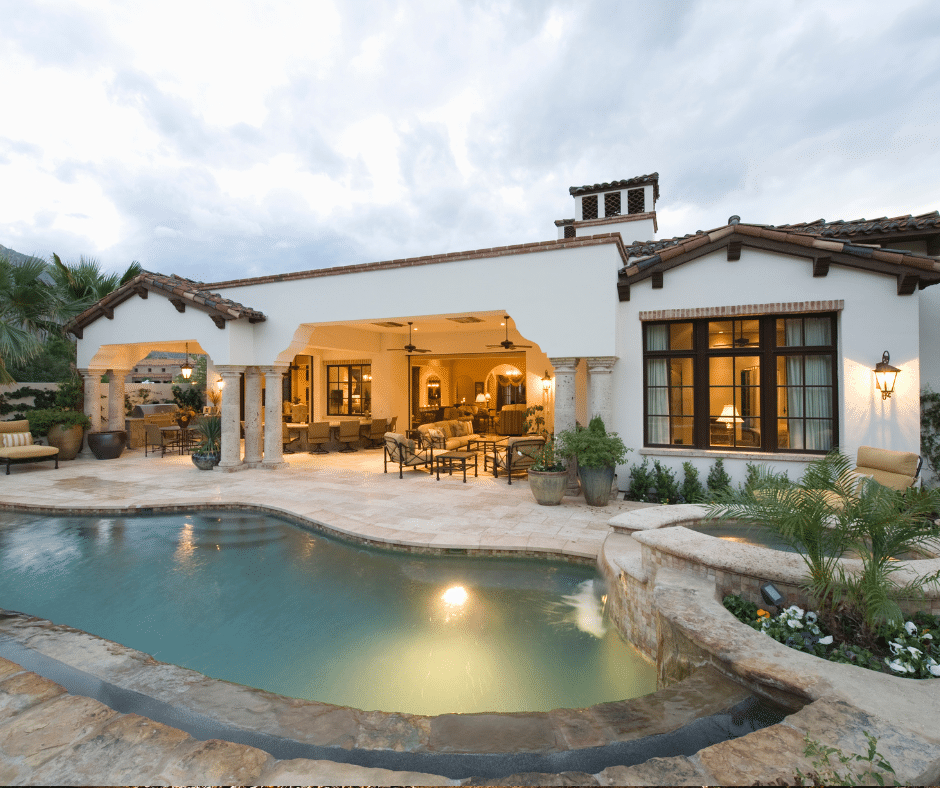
[
  {"left": 643, "top": 314, "right": 837, "bottom": 453},
  {"left": 327, "top": 364, "right": 371, "bottom": 416}
]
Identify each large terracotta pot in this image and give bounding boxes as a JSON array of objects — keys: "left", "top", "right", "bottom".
[
  {"left": 528, "top": 469, "right": 568, "bottom": 506},
  {"left": 578, "top": 465, "right": 615, "bottom": 507},
  {"left": 86, "top": 430, "right": 127, "bottom": 460},
  {"left": 46, "top": 424, "right": 84, "bottom": 461}
]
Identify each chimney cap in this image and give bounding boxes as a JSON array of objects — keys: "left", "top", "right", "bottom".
[{"left": 728, "top": 215, "right": 741, "bottom": 225}]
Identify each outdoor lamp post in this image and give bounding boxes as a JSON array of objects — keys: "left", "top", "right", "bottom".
[{"left": 874, "top": 351, "right": 900, "bottom": 400}]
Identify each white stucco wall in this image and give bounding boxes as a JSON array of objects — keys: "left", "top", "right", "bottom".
[
  {"left": 918, "top": 284, "right": 940, "bottom": 394},
  {"left": 613, "top": 247, "right": 922, "bottom": 487}
]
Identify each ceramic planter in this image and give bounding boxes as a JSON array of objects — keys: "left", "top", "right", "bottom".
[
  {"left": 86, "top": 430, "right": 127, "bottom": 460},
  {"left": 46, "top": 424, "right": 84, "bottom": 461},
  {"left": 191, "top": 452, "right": 220, "bottom": 470},
  {"left": 578, "top": 465, "right": 615, "bottom": 506},
  {"left": 528, "top": 469, "right": 568, "bottom": 505}
]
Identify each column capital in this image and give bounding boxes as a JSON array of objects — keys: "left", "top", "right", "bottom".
[
  {"left": 548, "top": 357, "right": 579, "bottom": 374},
  {"left": 258, "top": 364, "right": 289, "bottom": 376},
  {"left": 584, "top": 356, "right": 618, "bottom": 374},
  {"left": 215, "top": 365, "right": 246, "bottom": 376}
]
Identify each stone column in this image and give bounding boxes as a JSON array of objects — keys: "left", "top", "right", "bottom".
[
  {"left": 216, "top": 366, "right": 245, "bottom": 472},
  {"left": 243, "top": 367, "right": 263, "bottom": 468},
  {"left": 260, "top": 365, "right": 287, "bottom": 469},
  {"left": 549, "top": 357, "right": 580, "bottom": 496},
  {"left": 586, "top": 356, "right": 618, "bottom": 431},
  {"left": 77, "top": 368, "right": 103, "bottom": 457},
  {"left": 107, "top": 369, "right": 130, "bottom": 431}
]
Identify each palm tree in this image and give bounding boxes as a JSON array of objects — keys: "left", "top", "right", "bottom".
[
  {"left": 49, "top": 253, "right": 141, "bottom": 318},
  {"left": 0, "top": 254, "right": 64, "bottom": 384}
]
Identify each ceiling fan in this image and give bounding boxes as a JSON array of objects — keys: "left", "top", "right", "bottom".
[
  {"left": 486, "top": 316, "right": 532, "bottom": 351},
  {"left": 393, "top": 322, "right": 432, "bottom": 353}
]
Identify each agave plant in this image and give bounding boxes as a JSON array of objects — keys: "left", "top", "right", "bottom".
[
  {"left": 193, "top": 415, "right": 221, "bottom": 454},
  {"left": 707, "top": 451, "right": 940, "bottom": 647}
]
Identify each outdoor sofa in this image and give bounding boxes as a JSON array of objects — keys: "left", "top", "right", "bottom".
[
  {"left": 416, "top": 419, "right": 480, "bottom": 451},
  {"left": 0, "top": 419, "right": 59, "bottom": 475}
]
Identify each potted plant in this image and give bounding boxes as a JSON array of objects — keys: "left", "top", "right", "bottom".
[
  {"left": 26, "top": 408, "right": 91, "bottom": 461},
  {"left": 526, "top": 438, "right": 569, "bottom": 505},
  {"left": 175, "top": 405, "right": 197, "bottom": 429},
  {"left": 556, "top": 416, "right": 631, "bottom": 506},
  {"left": 191, "top": 416, "right": 221, "bottom": 470}
]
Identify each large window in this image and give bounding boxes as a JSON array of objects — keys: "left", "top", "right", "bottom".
[
  {"left": 327, "top": 364, "right": 371, "bottom": 416},
  {"left": 643, "top": 314, "right": 837, "bottom": 453}
]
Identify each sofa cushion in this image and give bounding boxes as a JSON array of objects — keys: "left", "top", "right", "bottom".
[
  {"left": 0, "top": 420, "right": 30, "bottom": 434},
  {"left": 0, "top": 445, "right": 58, "bottom": 460},
  {"left": 1, "top": 432, "right": 32, "bottom": 448},
  {"left": 855, "top": 445, "right": 920, "bottom": 490}
]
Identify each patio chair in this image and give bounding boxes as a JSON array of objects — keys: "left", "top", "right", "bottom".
[
  {"left": 144, "top": 421, "right": 164, "bottom": 457},
  {"left": 383, "top": 432, "right": 433, "bottom": 478},
  {"left": 388, "top": 416, "right": 398, "bottom": 433},
  {"left": 307, "top": 421, "right": 330, "bottom": 454},
  {"left": 338, "top": 419, "right": 360, "bottom": 452},
  {"left": 490, "top": 436, "right": 546, "bottom": 484},
  {"left": 360, "top": 418, "right": 387, "bottom": 448}
]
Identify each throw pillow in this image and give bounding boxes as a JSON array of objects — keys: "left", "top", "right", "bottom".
[
  {"left": 427, "top": 428, "right": 445, "bottom": 443},
  {"left": 2, "top": 432, "right": 33, "bottom": 448}
]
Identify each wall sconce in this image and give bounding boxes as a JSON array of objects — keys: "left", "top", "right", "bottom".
[
  {"left": 541, "top": 371, "right": 552, "bottom": 393},
  {"left": 874, "top": 351, "right": 900, "bottom": 400},
  {"left": 216, "top": 379, "right": 225, "bottom": 391},
  {"left": 180, "top": 343, "right": 193, "bottom": 379}
]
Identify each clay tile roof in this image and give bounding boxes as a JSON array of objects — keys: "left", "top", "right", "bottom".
[
  {"left": 774, "top": 211, "right": 940, "bottom": 239},
  {"left": 569, "top": 173, "right": 660, "bottom": 202},
  {"left": 65, "top": 270, "right": 266, "bottom": 337},
  {"left": 619, "top": 221, "right": 940, "bottom": 281}
]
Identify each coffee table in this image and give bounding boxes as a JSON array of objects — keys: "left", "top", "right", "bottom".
[
  {"left": 435, "top": 451, "right": 478, "bottom": 483},
  {"left": 467, "top": 435, "right": 507, "bottom": 477}
]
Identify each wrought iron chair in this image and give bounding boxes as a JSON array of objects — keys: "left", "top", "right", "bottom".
[
  {"left": 383, "top": 433, "right": 433, "bottom": 478},
  {"left": 489, "top": 436, "right": 546, "bottom": 484}
]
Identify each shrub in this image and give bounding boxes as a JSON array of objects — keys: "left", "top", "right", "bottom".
[
  {"left": 680, "top": 461, "right": 706, "bottom": 503},
  {"left": 706, "top": 458, "right": 732, "bottom": 498},
  {"left": 627, "top": 458, "right": 654, "bottom": 501},
  {"left": 653, "top": 460, "right": 681, "bottom": 503},
  {"left": 26, "top": 408, "right": 91, "bottom": 437},
  {"left": 172, "top": 385, "right": 204, "bottom": 411},
  {"left": 555, "top": 416, "right": 631, "bottom": 469}
]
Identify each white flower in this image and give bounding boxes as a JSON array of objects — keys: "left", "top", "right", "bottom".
[
  {"left": 887, "top": 658, "right": 914, "bottom": 674},
  {"left": 923, "top": 633, "right": 933, "bottom": 640},
  {"left": 907, "top": 646, "right": 923, "bottom": 657},
  {"left": 929, "top": 664, "right": 940, "bottom": 677},
  {"left": 786, "top": 606, "right": 805, "bottom": 618},
  {"left": 905, "top": 621, "right": 918, "bottom": 636},
  {"left": 889, "top": 641, "right": 903, "bottom": 655},
  {"left": 805, "top": 612, "right": 818, "bottom": 625},
  {"left": 819, "top": 635, "right": 833, "bottom": 645},
  {"left": 787, "top": 619, "right": 803, "bottom": 629}
]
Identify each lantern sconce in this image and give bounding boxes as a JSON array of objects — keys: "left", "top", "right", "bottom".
[
  {"left": 874, "top": 351, "right": 901, "bottom": 400},
  {"left": 541, "top": 371, "right": 553, "bottom": 394},
  {"left": 180, "top": 343, "right": 193, "bottom": 380},
  {"left": 216, "top": 378, "right": 225, "bottom": 391}
]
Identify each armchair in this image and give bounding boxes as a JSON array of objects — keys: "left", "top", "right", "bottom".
[
  {"left": 360, "top": 418, "right": 387, "bottom": 448},
  {"left": 338, "top": 420, "right": 360, "bottom": 452},
  {"left": 489, "top": 436, "right": 546, "bottom": 484},
  {"left": 307, "top": 421, "right": 330, "bottom": 454},
  {"left": 383, "top": 433, "right": 434, "bottom": 478}
]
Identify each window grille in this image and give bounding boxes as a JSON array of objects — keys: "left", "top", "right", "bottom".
[
  {"left": 627, "top": 188, "right": 645, "bottom": 214},
  {"left": 582, "top": 195, "right": 598, "bottom": 220},
  {"left": 604, "top": 192, "right": 621, "bottom": 217},
  {"left": 564, "top": 225, "right": 576, "bottom": 238}
]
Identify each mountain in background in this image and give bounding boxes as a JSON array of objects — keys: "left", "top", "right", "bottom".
[{"left": 0, "top": 242, "right": 44, "bottom": 266}]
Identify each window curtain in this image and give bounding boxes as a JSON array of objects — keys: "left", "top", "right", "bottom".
[
  {"left": 784, "top": 322, "right": 804, "bottom": 449},
  {"left": 646, "top": 326, "right": 669, "bottom": 443},
  {"left": 805, "top": 355, "right": 832, "bottom": 450}
]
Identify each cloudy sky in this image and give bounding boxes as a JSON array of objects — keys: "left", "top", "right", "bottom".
[{"left": 1, "top": 0, "right": 938, "bottom": 284}]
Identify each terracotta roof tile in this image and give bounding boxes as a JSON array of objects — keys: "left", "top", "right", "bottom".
[
  {"left": 569, "top": 173, "right": 660, "bottom": 202},
  {"left": 775, "top": 211, "right": 940, "bottom": 238}
]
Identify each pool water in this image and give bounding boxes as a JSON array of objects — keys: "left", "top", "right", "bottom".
[{"left": 0, "top": 510, "right": 656, "bottom": 716}]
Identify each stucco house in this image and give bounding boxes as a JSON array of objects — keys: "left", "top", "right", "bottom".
[{"left": 66, "top": 173, "right": 940, "bottom": 487}]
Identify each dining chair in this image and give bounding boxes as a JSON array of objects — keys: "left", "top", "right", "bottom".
[
  {"left": 338, "top": 420, "right": 360, "bottom": 452},
  {"left": 307, "top": 421, "right": 330, "bottom": 454},
  {"left": 360, "top": 418, "right": 386, "bottom": 448}
]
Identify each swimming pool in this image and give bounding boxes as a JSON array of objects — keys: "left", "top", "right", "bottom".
[{"left": 0, "top": 509, "right": 656, "bottom": 716}]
